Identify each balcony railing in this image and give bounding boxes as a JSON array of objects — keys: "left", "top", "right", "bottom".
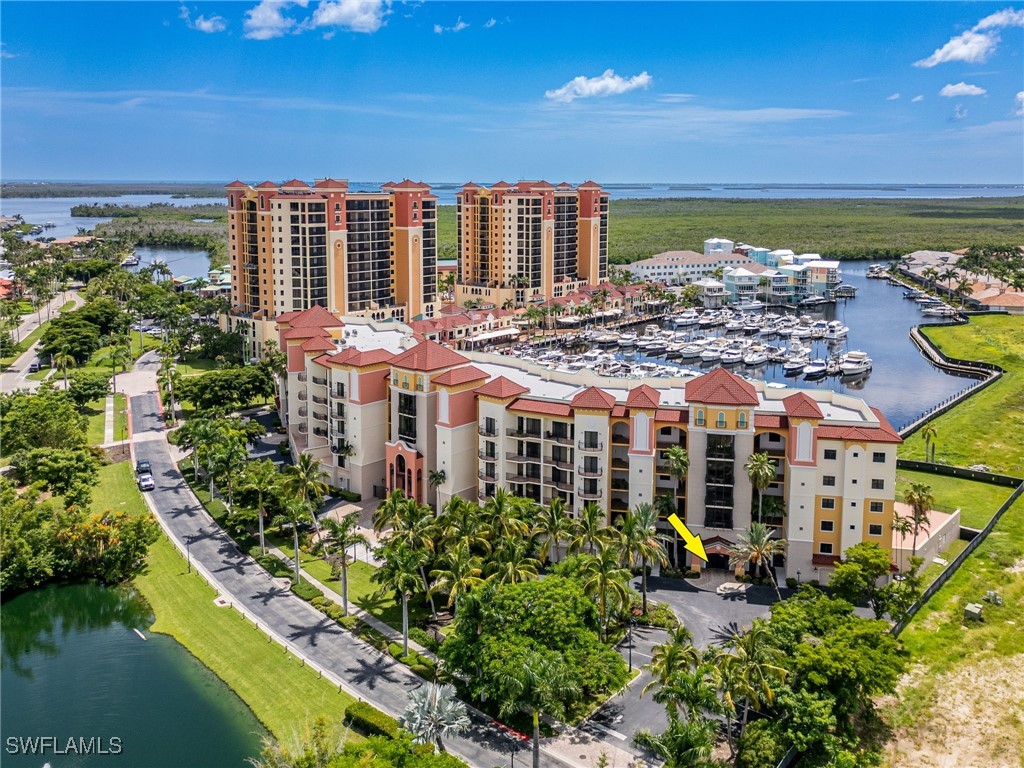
[
  {"left": 297, "top": 424, "right": 308, "bottom": 434},
  {"left": 578, "top": 440, "right": 604, "bottom": 452},
  {"left": 547, "top": 479, "right": 573, "bottom": 492},
  {"left": 578, "top": 465, "right": 602, "bottom": 478},
  {"left": 507, "top": 452, "right": 543, "bottom": 463},
  {"left": 312, "top": 395, "right": 328, "bottom": 405},
  {"left": 477, "top": 490, "right": 490, "bottom": 502},
  {"left": 547, "top": 458, "right": 573, "bottom": 471},
  {"left": 313, "top": 427, "right": 328, "bottom": 438},
  {"left": 478, "top": 450, "right": 497, "bottom": 461},
  {"left": 577, "top": 486, "right": 602, "bottom": 500},
  {"left": 331, "top": 384, "right": 346, "bottom": 399},
  {"left": 507, "top": 428, "right": 542, "bottom": 439},
  {"left": 313, "top": 411, "right": 328, "bottom": 422},
  {"left": 312, "top": 376, "right": 328, "bottom": 386},
  {"left": 544, "top": 431, "right": 574, "bottom": 445},
  {"left": 298, "top": 407, "right": 308, "bottom": 417},
  {"left": 297, "top": 390, "right": 307, "bottom": 401},
  {"left": 478, "top": 468, "right": 498, "bottom": 482},
  {"left": 507, "top": 473, "right": 542, "bottom": 484},
  {"left": 478, "top": 424, "right": 498, "bottom": 437},
  {"left": 297, "top": 372, "right": 307, "bottom": 382},
  {"left": 611, "top": 434, "right": 630, "bottom": 445}
]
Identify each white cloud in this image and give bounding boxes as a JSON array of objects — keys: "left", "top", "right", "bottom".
[
  {"left": 545, "top": 69, "right": 653, "bottom": 103},
  {"left": 1015, "top": 91, "right": 1024, "bottom": 116},
  {"left": 179, "top": 5, "right": 227, "bottom": 33},
  {"left": 658, "top": 93, "right": 695, "bottom": 103},
  {"left": 0, "top": 42, "right": 15, "bottom": 59},
  {"left": 244, "top": 0, "right": 308, "bottom": 40},
  {"left": 953, "top": 104, "right": 968, "bottom": 120},
  {"left": 434, "top": 16, "right": 469, "bottom": 34},
  {"left": 911, "top": 95, "right": 924, "bottom": 103},
  {"left": 915, "top": 6, "right": 1024, "bottom": 67},
  {"left": 312, "top": 0, "right": 389, "bottom": 34},
  {"left": 886, "top": 93, "right": 901, "bottom": 101},
  {"left": 484, "top": 18, "right": 496, "bottom": 28},
  {"left": 940, "top": 82, "right": 987, "bottom": 97}
]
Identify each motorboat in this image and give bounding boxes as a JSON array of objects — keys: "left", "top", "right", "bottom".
[
  {"left": 743, "top": 348, "right": 769, "bottom": 366},
  {"left": 833, "top": 283, "right": 858, "bottom": 298},
  {"left": 720, "top": 347, "right": 744, "bottom": 365},
  {"left": 673, "top": 310, "right": 700, "bottom": 327},
  {"left": 825, "top": 359, "right": 842, "bottom": 376},
  {"left": 782, "top": 356, "right": 809, "bottom": 374},
  {"left": 618, "top": 332, "right": 638, "bottom": 348},
  {"left": 595, "top": 333, "right": 619, "bottom": 346},
  {"left": 725, "top": 319, "right": 745, "bottom": 332},
  {"left": 799, "top": 295, "right": 829, "bottom": 307},
  {"left": 922, "top": 306, "right": 957, "bottom": 317},
  {"left": 700, "top": 344, "right": 723, "bottom": 362},
  {"left": 803, "top": 359, "right": 828, "bottom": 379},
  {"left": 823, "top": 321, "right": 849, "bottom": 340},
  {"left": 839, "top": 350, "right": 872, "bottom": 375},
  {"left": 736, "top": 300, "right": 766, "bottom": 312},
  {"left": 679, "top": 343, "right": 704, "bottom": 358}
]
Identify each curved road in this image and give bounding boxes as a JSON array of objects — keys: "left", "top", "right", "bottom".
[{"left": 129, "top": 392, "right": 571, "bottom": 768}]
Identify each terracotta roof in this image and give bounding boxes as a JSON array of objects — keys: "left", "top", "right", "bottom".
[
  {"left": 570, "top": 386, "right": 616, "bottom": 410},
  {"left": 610, "top": 405, "right": 627, "bottom": 418},
  {"left": 386, "top": 179, "right": 428, "bottom": 189},
  {"left": 812, "top": 554, "right": 841, "bottom": 567},
  {"left": 282, "top": 326, "right": 329, "bottom": 340},
  {"left": 817, "top": 409, "right": 902, "bottom": 444},
  {"left": 754, "top": 414, "right": 786, "bottom": 429},
  {"left": 432, "top": 365, "right": 489, "bottom": 386},
  {"left": 390, "top": 339, "right": 469, "bottom": 372},
  {"left": 276, "top": 305, "right": 343, "bottom": 329},
  {"left": 685, "top": 367, "right": 759, "bottom": 406},
  {"left": 626, "top": 384, "right": 661, "bottom": 410},
  {"left": 782, "top": 392, "right": 824, "bottom": 419},
  {"left": 281, "top": 178, "right": 309, "bottom": 188},
  {"left": 313, "top": 178, "right": 348, "bottom": 188},
  {"left": 226, "top": 180, "right": 249, "bottom": 188},
  {"left": 255, "top": 181, "right": 278, "bottom": 189},
  {"left": 508, "top": 398, "right": 573, "bottom": 417},
  {"left": 475, "top": 376, "right": 529, "bottom": 399},
  {"left": 345, "top": 349, "right": 396, "bottom": 368},
  {"left": 461, "top": 182, "right": 481, "bottom": 190},
  {"left": 655, "top": 409, "right": 687, "bottom": 424},
  {"left": 301, "top": 336, "right": 336, "bottom": 352}
]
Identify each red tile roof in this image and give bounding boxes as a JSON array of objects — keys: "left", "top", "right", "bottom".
[
  {"left": 812, "top": 554, "right": 841, "bottom": 567},
  {"left": 301, "top": 336, "right": 336, "bottom": 352},
  {"left": 610, "top": 405, "right": 627, "bottom": 418},
  {"left": 475, "top": 376, "right": 529, "bottom": 399},
  {"left": 655, "top": 409, "right": 687, "bottom": 424},
  {"left": 281, "top": 178, "right": 310, "bottom": 188},
  {"left": 386, "top": 179, "right": 428, "bottom": 189},
  {"left": 508, "top": 398, "right": 573, "bottom": 417},
  {"left": 816, "top": 410, "right": 902, "bottom": 444},
  {"left": 313, "top": 178, "right": 348, "bottom": 188},
  {"left": 255, "top": 181, "right": 278, "bottom": 189},
  {"left": 347, "top": 349, "right": 396, "bottom": 367},
  {"left": 282, "top": 326, "right": 329, "bottom": 340},
  {"left": 432, "top": 365, "right": 489, "bottom": 386},
  {"left": 782, "top": 392, "right": 824, "bottom": 419},
  {"left": 390, "top": 339, "right": 469, "bottom": 372},
  {"left": 685, "top": 367, "right": 759, "bottom": 406},
  {"left": 626, "top": 384, "right": 660, "bottom": 410},
  {"left": 570, "top": 386, "right": 616, "bottom": 410},
  {"left": 276, "top": 305, "right": 343, "bottom": 329},
  {"left": 226, "top": 180, "right": 249, "bottom": 188},
  {"left": 754, "top": 414, "right": 786, "bottom": 429}
]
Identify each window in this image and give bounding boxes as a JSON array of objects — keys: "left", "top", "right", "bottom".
[
  {"left": 869, "top": 524, "right": 884, "bottom": 536},
  {"left": 738, "top": 412, "right": 747, "bottom": 429},
  {"left": 823, "top": 449, "right": 837, "bottom": 460},
  {"left": 716, "top": 412, "right": 726, "bottom": 428},
  {"left": 820, "top": 520, "right": 835, "bottom": 532},
  {"left": 870, "top": 501, "right": 884, "bottom": 513},
  {"left": 695, "top": 410, "right": 705, "bottom": 427},
  {"left": 871, "top": 479, "right": 885, "bottom": 490},
  {"left": 873, "top": 452, "right": 886, "bottom": 463},
  {"left": 823, "top": 475, "right": 836, "bottom": 487},
  {"left": 821, "top": 498, "right": 836, "bottom": 510},
  {"left": 819, "top": 542, "right": 834, "bottom": 555}
]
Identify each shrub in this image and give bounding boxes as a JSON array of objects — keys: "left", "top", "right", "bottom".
[
  {"left": 344, "top": 702, "right": 398, "bottom": 738},
  {"left": 633, "top": 601, "right": 679, "bottom": 629},
  {"left": 278, "top": 444, "right": 291, "bottom": 456},
  {"left": 409, "top": 663, "right": 433, "bottom": 680},
  {"left": 291, "top": 579, "right": 324, "bottom": 601},
  {"left": 785, "top": 577, "right": 798, "bottom": 590},
  {"left": 388, "top": 641, "right": 404, "bottom": 658},
  {"left": 409, "top": 627, "right": 441, "bottom": 653},
  {"left": 684, "top": 569, "right": 701, "bottom": 579}
]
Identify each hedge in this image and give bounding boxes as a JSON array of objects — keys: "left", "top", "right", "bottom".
[
  {"left": 291, "top": 579, "right": 324, "bottom": 601},
  {"left": 344, "top": 701, "right": 398, "bottom": 738}
]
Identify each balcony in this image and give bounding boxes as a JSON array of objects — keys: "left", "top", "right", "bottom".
[
  {"left": 313, "top": 427, "right": 328, "bottom": 438},
  {"left": 578, "top": 440, "right": 604, "bottom": 452},
  {"left": 578, "top": 465, "right": 602, "bottom": 478},
  {"left": 478, "top": 424, "right": 498, "bottom": 438},
  {"left": 297, "top": 424, "right": 308, "bottom": 434},
  {"left": 298, "top": 407, "right": 308, "bottom": 417},
  {"left": 478, "top": 490, "right": 490, "bottom": 502},
  {"left": 507, "top": 427, "right": 542, "bottom": 439},
  {"left": 507, "top": 473, "right": 542, "bottom": 484},
  {"left": 577, "top": 486, "right": 602, "bottom": 500},
  {"left": 507, "top": 451, "right": 543, "bottom": 463},
  {"left": 330, "top": 441, "right": 350, "bottom": 455},
  {"left": 547, "top": 457, "right": 574, "bottom": 471},
  {"left": 297, "top": 372, "right": 307, "bottom": 382},
  {"left": 478, "top": 450, "right": 498, "bottom": 461},
  {"left": 611, "top": 434, "right": 630, "bottom": 446},
  {"left": 313, "top": 411, "right": 328, "bottom": 422},
  {"left": 478, "top": 468, "right": 499, "bottom": 483},
  {"left": 312, "top": 395, "right": 328, "bottom": 405},
  {"left": 297, "top": 390, "right": 307, "bottom": 401},
  {"left": 546, "top": 478, "right": 573, "bottom": 493},
  {"left": 544, "top": 431, "right": 574, "bottom": 445},
  {"left": 331, "top": 384, "right": 346, "bottom": 399}
]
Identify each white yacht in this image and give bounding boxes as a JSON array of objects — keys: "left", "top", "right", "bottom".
[
  {"left": 782, "top": 355, "right": 809, "bottom": 374},
  {"left": 700, "top": 344, "right": 724, "bottom": 361},
  {"left": 618, "top": 332, "right": 638, "bottom": 348},
  {"left": 743, "top": 348, "right": 769, "bottom": 366},
  {"left": 803, "top": 359, "right": 828, "bottom": 378},
  {"left": 839, "top": 350, "right": 872, "bottom": 375},
  {"left": 823, "top": 321, "right": 849, "bottom": 340},
  {"left": 720, "top": 347, "right": 745, "bottom": 365}
]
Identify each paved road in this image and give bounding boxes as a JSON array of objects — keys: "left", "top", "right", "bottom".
[
  {"left": 0, "top": 291, "right": 82, "bottom": 392},
  {"left": 130, "top": 392, "right": 569, "bottom": 768}
]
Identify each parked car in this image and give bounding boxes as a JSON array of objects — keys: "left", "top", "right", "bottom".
[
  {"left": 27, "top": 361, "right": 40, "bottom": 373},
  {"left": 137, "top": 473, "right": 155, "bottom": 491},
  {"left": 135, "top": 459, "right": 152, "bottom": 475}
]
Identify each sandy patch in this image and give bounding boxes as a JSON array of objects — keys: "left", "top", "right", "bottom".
[
  {"left": 887, "top": 654, "right": 1024, "bottom": 768},
  {"left": 1005, "top": 558, "right": 1024, "bottom": 575}
]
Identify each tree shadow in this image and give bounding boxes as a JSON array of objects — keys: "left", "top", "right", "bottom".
[
  {"left": 250, "top": 586, "right": 290, "bottom": 605},
  {"left": 285, "top": 617, "right": 344, "bottom": 648},
  {"left": 708, "top": 622, "right": 742, "bottom": 646},
  {"left": 342, "top": 655, "right": 401, "bottom": 688}
]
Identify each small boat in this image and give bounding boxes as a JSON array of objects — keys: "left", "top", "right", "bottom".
[
  {"left": 839, "top": 350, "right": 872, "bottom": 375},
  {"left": 823, "top": 321, "right": 849, "bottom": 340},
  {"left": 595, "top": 333, "right": 619, "bottom": 346},
  {"left": 833, "top": 283, "right": 858, "bottom": 297},
  {"left": 825, "top": 359, "right": 842, "bottom": 376},
  {"left": 43, "top": 221, "right": 56, "bottom": 229},
  {"left": 679, "top": 344, "right": 704, "bottom": 358},
  {"left": 921, "top": 306, "right": 956, "bottom": 317},
  {"left": 700, "top": 345, "right": 723, "bottom": 362},
  {"left": 803, "top": 359, "right": 828, "bottom": 379},
  {"left": 736, "top": 300, "right": 766, "bottom": 312},
  {"left": 782, "top": 356, "right": 809, "bottom": 374},
  {"left": 618, "top": 332, "right": 638, "bottom": 348},
  {"left": 720, "top": 347, "right": 744, "bottom": 365},
  {"left": 799, "top": 296, "right": 829, "bottom": 307},
  {"left": 744, "top": 349, "right": 768, "bottom": 366}
]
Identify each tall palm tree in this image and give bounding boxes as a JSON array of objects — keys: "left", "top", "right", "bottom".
[
  {"left": 176, "top": 417, "right": 216, "bottom": 480},
  {"left": 652, "top": 665, "right": 722, "bottom": 724},
  {"left": 373, "top": 488, "right": 409, "bottom": 533},
  {"left": 373, "top": 541, "right": 423, "bottom": 656},
  {"left": 891, "top": 512, "right": 913, "bottom": 571},
  {"left": 483, "top": 487, "right": 531, "bottom": 541},
  {"left": 569, "top": 501, "right": 609, "bottom": 555},
  {"left": 499, "top": 651, "right": 580, "bottom": 768},
  {"left": 726, "top": 522, "right": 787, "bottom": 601},
  {"left": 633, "top": 719, "right": 719, "bottom": 768},
  {"left": 386, "top": 498, "right": 440, "bottom": 617},
  {"left": 618, "top": 502, "right": 668, "bottom": 615},
  {"left": 487, "top": 537, "right": 541, "bottom": 586},
  {"left": 429, "top": 541, "right": 484, "bottom": 612},
  {"left": 400, "top": 683, "right": 470, "bottom": 753},
  {"left": 158, "top": 359, "right": 181, "bottom": 422},
  {"left": 954, "top": 277, "right": 972, "bottom": 308},
  {"left": 211, "top": 439, "right": 248, "bottom": 507},
  {"left": 744, "top": 452, "right": 777, "bottom": 524},
  {"left": 665, "top": 445, "right": 690, "bottom": 489},
  {"left": 903, "top": 481, "right": 935, "bottom": 556},
  {"left": 286, "top": 453, "right": 329, "bottom": 552},
  {"left": 579, "top": 546, "right": 633, "bottom": 641},
  {"left": 920, "top": 423, "right": 938, "bottom": 463},
  {"left": 273, "top": 499, "right": 313, "bottom": 584},
  {"left": 711, "top": 651, "right": 757, "bottom": 759},
  {"left": 438, "top": 496, "right": 489, "bottom": 554},
  {"left": 533, "top": 497, "right": 573, "bottom": 565},
  {"left": 721, "top": 626, "right": 788, "bottom": 733},
  {"left": 427, "top": 468, "right": 447, "bottom": 512},
  {"left": 319, "top": 512, "right": 370, "bottom": 616},
  {"left": 53, "top": 346, "right": 76, "bottom": 388},
  {"left": 642, "top": 624, "right": 701, "bottom": 697},
  {"left": 259, "top": 340, "right": 288, "bottom": 406},
  {"left": 240, "top": 459, "right": 281, "bottom": 555}
]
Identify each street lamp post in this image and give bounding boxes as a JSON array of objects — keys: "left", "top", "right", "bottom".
[
  {"left": 628, "top": 617, "right": 637, "bottom": 671},
  {"left": 186, "top": 536, "right": 193, "bottom": 573},
  {"left": 796, "top": 569, "right": 801, "bottom": 585}
]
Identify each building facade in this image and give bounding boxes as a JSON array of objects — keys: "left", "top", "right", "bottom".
[
  {"left": 277, "top": 306, "right": 901, "bottom": 582},
  {"left": 224, "top": 178, "right": 438, "bottom": 358},
  {"left": 454, "top": 181, "right": 609, "bottom": 309}
]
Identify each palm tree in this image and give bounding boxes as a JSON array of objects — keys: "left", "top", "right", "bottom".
[
  {"left": 665, "top": 444, "right": 689, "bottom": 564},
  {"left": 920, "top": 423, "right": 938, "bottom": 463},
  {"left": 533, "top": 497, "right": 573, "bottom": 565},
  {"left": 273, "top": 499, "right": 313, "bottom": 584},
  {"left": 891, "top": 512, "right": 914, "bottom": 571},
  {"left": 744, "top": 452, "right": 777, "bottom": 524},
  {"left": 940, "top": 267, "right": 959, "bottom": 296},
  {"left": 427, "top": 468, "right": 447, "bottom": 512},
  {"left": 718, "top": 626, "right": 788, "bottom": 736},
  {"left": 726, "top": 522, "right": 787, "bottom": 601},
  {"left": 286, "top": 453, "right": 329, "bottom": 552},
  {"left": 386, "top": 498, "right": 440, "bottom": 616},
  {"left": 158, "top": 359, "right": 181, "bottom": 422},
  {"left": 400, "top": 683, "right": 470, "bottom": 753},
  {"left": 903, "top": 481, "right": 934, "bottom": 556},
  {"left": 259, "top": 340, "right": 288, "bottom": 406},
  {"left": 499, "top": 651, "right": 580, "bottom": 768},
  {"left": 652, "top": 665, "right": 722, "bottom": 724},
  {"left": 211, "top": 439, "right": 248, "bottom": 507},
  {"left": 954, "top": 277, "right": 973, "bottom": 308},
  {"left": 373, "top": 488, "right": 409, "bottom": 533},
  {"left": 569, "top": 501, "right": 609, "bottom": 555},
  {"left": 240, "top": 459, "right": 281, "bottom": 555},
  {"left": 642, "top": 624, "right": 701, "bottom": 697},
  {"left": 618, "top": 502, "right": 668, "bottom": 615},
  {"left": 579, "top": 546, "right": 633, "bottom": 641},
  {"left": 438, "top": 496, "right": 489, "bottom": 553},
  {"left": 429, "top": 541, "right": 484, "bottom": 612},
  {"left": 373, "top": 541, "right": 424, "bottom": 656},
  {"left": 483, "top": 487, "right": 531, "bottom": 541},
  {"left": 319, "top": 513, "right": 369, "bottom": 616},
  {"left": 633, "top": 719, "right": 719, "bottom": 768},
  {"left": 712, "top": 651, "right": 757, "bottom": 759},
  {"left": 53, "top": 346, "right": 76, "bottom": 388},
  {"left": 176, "top": 417, "right": 216, "bottom": 480},
  {"left": 487, "top": 537, "right": 541, "bottom": 586}
]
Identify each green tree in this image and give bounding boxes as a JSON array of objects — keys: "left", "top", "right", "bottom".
[
  {"left": 427, "top": 468, "right": 447, "bottom": 512},
  {"left": 634, "top": 719, "right": 722, "bottom": 768},
  {"left": 643, "top": 624, "right": 702, "bottom": 697},
  {"left": 273, "top": 499, "right": 313, "bottom": 584},
  {"left": 429, "top": 541, "right": 483, "bottom": 612},
  {"left": 211, "top": 439, "right": 248, "bottom": 507},
  {"left": 66, "top": 371, "right": 110, "bottom": 409},
  {"left": 319, "top": 512, "right": 369, "bottom": 616},
  {"left": 617, "top": 502, "right": 668, "bottom": 615},
  {"left": 373, "top": 541, "right": 424, "bottom": 656},
  {"left": 487, "top": 537, "right": 541, "bottom": 586},
  {"left": 919, "top": 423, "right": 938, "bottom": 463},
  {"left": 240, "top": 459, "right": 282, "bottom": 555},
  {"left": 533, "top": 496, "right": 573, "bottom": 565},
  {"left": 744, "top": 452, "right": 777, "bottom": 524},
  {"left": 578, "top": 546, "right": 633, "bottom": 641},
  {"left": 727, "top": 522, "right": 787, "bottom": 601},
  {"left": 0, "top": 387, "right": 87, "bottom": 453},
  {"left": 903, "top": 481, "right": 934, "bottom": 556},
  {"left": 828, "top": 542, "right": 895, "bottom": 616},
  {"left": 53, "top": 346, "right": 77, "bottom": 388},
  {"left": 12, "top": 447, "right": 99, "bottom": 502},
  {"left": 500, "top": 650, "right": 580, "bottom": 768},
  {"left": 399, "top": 683, "right": 470, "bottom": 753},
  {"left": 569, "top": 501, "right": 610, "bottom": 555}
]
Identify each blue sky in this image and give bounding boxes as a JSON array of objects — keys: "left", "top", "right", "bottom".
[{"left": 2, "top": 1, "right": 1022, "bottom": 183}]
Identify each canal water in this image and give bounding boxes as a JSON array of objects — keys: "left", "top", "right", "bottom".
[{"left": 0, "top": 583, "right": 265, "bottom": 768}]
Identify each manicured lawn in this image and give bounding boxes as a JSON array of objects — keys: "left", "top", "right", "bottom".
[
  {"left": 84, "top": 398, "right": 107, "bottom": 446},
  {"left": 135, "top": 534, "right": 356, "bottom": 740},
  {"left": 175, "top": 356, "right": 221, "bottom": 376},
  {"left": 899, "top": 315, "right": 1024, "bottom": 475},
  {"left": 0, "top": 301, "right": 77, "bottom": 370},
  {"left": 77, "top": 333, "right": 162, "bottom": 377},
  {"left": 113, "top": 393, "right": 128, "bottom": 440},
  {"left": 90, "top": 460, "right": 150, "bottom": 517},
  {"left": 895, "top": 470, "right": 1015, "bottom": 529}
]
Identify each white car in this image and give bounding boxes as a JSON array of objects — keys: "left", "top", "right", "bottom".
[{"left": 137, "top": 473, "right": 156, "bottom": 491}]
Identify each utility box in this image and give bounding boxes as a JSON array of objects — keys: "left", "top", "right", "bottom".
[{"left": 964, "top": 603, "right": 984, "bottom": 622}]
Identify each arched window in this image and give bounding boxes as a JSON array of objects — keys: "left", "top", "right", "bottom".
[
  {"left": 259, "top": 195, "right": 264, "bottom": 207},
  {"left": 738, "top": 412, "right": 747, "bottom": 429},
  {"left": 716, "top": 412, "right": 726, "bottom": 429},
  {"left": 695, "top": 409, "right": 705, "bottom": 426}
]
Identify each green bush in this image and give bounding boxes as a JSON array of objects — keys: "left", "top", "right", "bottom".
[
  {"left": 786, "top": 577, "right": 799, "bottom": 590},
  {"left": 409, "top": 627, "right": 441, "bottom": 652},
  {"left": 633, "top": 601, "right": 679, "bottom": 629},
  {"left": 344, "top": 701, "right": 398, "bottom": 738},
  {"left": 409, "top": 663, "right": 433, "bottom": 680},
  {"left": 291, "top": 579, "right": 324, "bottom": 601},
  {"left": 388, "top": 641, "right": 404, "bottom": 658}
]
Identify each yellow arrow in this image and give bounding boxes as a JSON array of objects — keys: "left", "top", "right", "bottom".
[{"left": 668, "top": 513, "right": 708, "bottom": 563}]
